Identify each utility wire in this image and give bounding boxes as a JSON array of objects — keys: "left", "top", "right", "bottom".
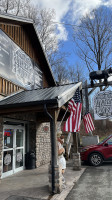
[{"left": 51, "top": 21, "right": 86, "bottom": 29}]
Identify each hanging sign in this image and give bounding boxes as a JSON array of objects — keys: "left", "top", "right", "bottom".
[
  {"left": 4, "top": 129, "right": 13, "bottom": 136},
  {"left": 7, "top": 137, "right": 10, "bottom": 144},
  {"left": 0, "top": 29, "right": 43, "bottom": 89},
  {"left": 94, "top": 90, "right": 112, "bottom": 120}
]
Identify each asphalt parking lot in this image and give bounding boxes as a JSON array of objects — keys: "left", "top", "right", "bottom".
[
  {"left": 65, "top": 162, "right": 112, "bottom": 200},
  {"left": 6, "top": 196, "right": 42, "bottom": 200}
]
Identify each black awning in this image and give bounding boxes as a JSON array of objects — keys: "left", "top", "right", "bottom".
[{"left": 0, "top": 82, "right": 82, "bottom": 111}]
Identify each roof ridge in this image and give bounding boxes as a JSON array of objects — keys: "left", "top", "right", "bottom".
[{"left": 0, "top": 12, "right": 33, "bottom": 24}]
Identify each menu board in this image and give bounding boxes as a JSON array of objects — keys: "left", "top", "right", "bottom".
[{"left": 0, "top": 29, "right": 43, "bottom": 89}]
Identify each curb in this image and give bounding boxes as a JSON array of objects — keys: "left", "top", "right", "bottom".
[{"left": 51, "top": 168, "right": 86, "bottom": 200}]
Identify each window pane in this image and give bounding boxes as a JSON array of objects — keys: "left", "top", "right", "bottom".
[
  {"left": 3, "top": 150, "right": 13, "bottom": 173},
  {"left": 16, "top": 149, "right": 23, "bottom": 168},
  {"left": 107, "top": 137, "right": 112, "bottom": 145},
  {"left": 4, "top": 129, "right": 13, "bottom": 149},
  {"left": 16, "top": 129, "right": 23, "bottom": 147}
]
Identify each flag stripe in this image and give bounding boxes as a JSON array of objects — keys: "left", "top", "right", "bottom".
[
  {"left": 83, "top": 113, "right": 95, "bottom": 133},
  {"left": 84, "top": 114, "right": 90, "bottom": 133},
  {"left": 87, "top": 114, "right": 94, "bottom": 132},
  {"left": 85, "top": 114, "right": 90, "bottom": 133},
  {"left": 74, "top": 103, "right": 82, "bottom": 132},
  {"left": 63, "top": 88, "right": 82, "bottom": 133},
  {"left": 88, "top": 114, "right": 94, "bottom": 132}
]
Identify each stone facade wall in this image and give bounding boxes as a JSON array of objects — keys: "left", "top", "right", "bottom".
[
  {"left": 29, "top": 121, "right": 36, "bottom": 152},
  {"left": 0, "top": 118, "right": 3, "bottom": 180},
  {"left": 36, "top": 122, "right": 51, "bottom": 167}
]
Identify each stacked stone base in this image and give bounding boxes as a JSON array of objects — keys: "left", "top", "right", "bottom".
[
  {"left": 48, "top": 164, "right": 63, "bottom": 194},
  {"left": 73, "top": 152, "right": 81, "bottom": 170}
]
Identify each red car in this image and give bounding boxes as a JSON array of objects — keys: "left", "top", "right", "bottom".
[{"left": 80, "top": 135, "right": 112, "bottom": 166}]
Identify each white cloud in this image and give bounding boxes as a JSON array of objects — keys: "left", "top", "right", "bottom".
[
  {"left": 108, "top": 76, "right": 112, "bottom": 81},
  {"left": 56, "top": 24, "right": 68, "bottom": 41},
  {"left": 31, "top": 0, "right": 112, "bottom": 40},
  {"left": 103, "top": 0, "right": 112, "bottom": 7},
  {"left": 31, "top": 0, "right": 71, "bottom": 22},
  {"left": 71, "top": 0, "right": 103, "bottom": 23},
  {"left": 31, "top": 0, "right": 71, "bottom": 41}
]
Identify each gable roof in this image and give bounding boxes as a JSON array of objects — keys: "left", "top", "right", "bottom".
[
  {"left": 0, "top": 13, "right": 56, "bottom": 87},
  {"left": 0, "top": 82, "right": 82, "bottom": 111}
]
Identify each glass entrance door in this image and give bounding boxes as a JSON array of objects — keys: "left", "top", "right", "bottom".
[
  {"left": 2, "top": 125, "right": 25, "bottom": 178},
  {"left": 3, "top": 128, "right": 14, "bottom": 177},
  {"left": 14, "top": 128, "right": 24, "bottom": 173}
]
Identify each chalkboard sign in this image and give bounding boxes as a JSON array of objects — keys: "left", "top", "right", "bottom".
[
  {"left": 0, "top": 29, "right": 43, "bottom": 89},
  {"left": 94, "top": 91, "right": 112, "bottom": 120}
]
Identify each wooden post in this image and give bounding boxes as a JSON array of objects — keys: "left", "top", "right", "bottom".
[
  {"left": 85, "top": 80, "right": 89, "bottom": 113},
  {"left": 50, "top": 109, "right": 59, "bottom": 166},
  {"left": 47, "top": 108, "right": 63, "bottom": 193},
  {"left": 72, "top": 132, "right": 81, "bottom": 170},
  {"left": 73, "top": 132, "right": 78, "bottom": 153}
]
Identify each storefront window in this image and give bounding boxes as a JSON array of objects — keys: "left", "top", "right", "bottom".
[
  {"left": 4, "top": 129, "right": 13, "bottom": 149},
  {"left": 3, "top": 150, "right": 13, "bottom": 173},
  {"left": 16, "top": 149, "right": 23, "bottom": 168},
  {"left": 16, "top": 129, "right": 23, "bottom": 147}
]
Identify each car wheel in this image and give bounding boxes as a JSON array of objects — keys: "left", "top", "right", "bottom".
[{"left": 89, "top": 153, "right": 103, "bottom": 166}]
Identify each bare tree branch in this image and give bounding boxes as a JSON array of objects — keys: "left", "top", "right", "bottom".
[{"left": 73, "top": 7, "right": 112, "bottom": 73}]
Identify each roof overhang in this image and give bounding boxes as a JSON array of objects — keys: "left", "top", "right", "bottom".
[
  {"left": 0, "top": 12, "right": 33, "bottom": 25},
  {"left": 57, "top": 82, "right": 82, "bottom": 108},
  {"left": 0, "top": 82, "right": 82, "bottom": 115}
]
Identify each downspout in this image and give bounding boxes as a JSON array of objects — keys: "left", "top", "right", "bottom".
[{"left": 44, "top": 104, "right": 56, "bottom": 194}]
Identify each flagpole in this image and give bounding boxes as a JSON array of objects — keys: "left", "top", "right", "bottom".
[{"left": 57, "top": 108, "right": 68, "bottom": 131}]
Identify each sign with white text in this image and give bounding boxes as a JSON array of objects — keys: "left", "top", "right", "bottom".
[
  {"left": 0, "top": 29, "right": 43, "bottom": 89},
  {"left": 94, "top": 91, "right": 112, "bottom": 120}
]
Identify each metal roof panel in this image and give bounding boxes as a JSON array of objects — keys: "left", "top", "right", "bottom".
[{"left": 0, "top": 82, "right": 82, "bottom": 108}]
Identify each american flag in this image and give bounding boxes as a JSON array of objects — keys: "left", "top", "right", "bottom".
[
  {"left": 83, "top": 112, "right": 95, "bottom": 133},
  {"left": 63, "top": 88, "right": 82, "bottom": 132}
]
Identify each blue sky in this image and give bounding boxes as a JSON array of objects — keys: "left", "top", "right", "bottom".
[{"left": 31, "top": 0, "right": 112, "bottom": 82}]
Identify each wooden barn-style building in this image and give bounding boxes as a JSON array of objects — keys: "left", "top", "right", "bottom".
[{"left": 0, "top": 13, "right": 82, "bottom": 193}]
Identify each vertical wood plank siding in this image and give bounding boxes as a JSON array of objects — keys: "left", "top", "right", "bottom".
[{"left": 0, "top": 77, "right": 22, "bottom": 96}]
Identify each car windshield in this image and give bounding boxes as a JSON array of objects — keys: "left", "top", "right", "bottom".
[{"left": 97, "top": 135, "right": 112, "bottom": 145}]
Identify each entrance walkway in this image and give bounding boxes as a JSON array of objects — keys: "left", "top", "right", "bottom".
[
  {"left": 0, "top": 164, "right": 49, "bottom": 200},
  {"left": 0, "top": 161, "right": 85, "bottom": 200}
]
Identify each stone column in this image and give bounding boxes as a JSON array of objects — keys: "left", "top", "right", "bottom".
[
  {"left": 48, "top": 164, "right": 63, "bottom": 193},
  {"left": 73, "top": 152, "right": 81, "bottom": 170},
  {"left": 73, "top": 132, "right": 81, "bottom": 170},
  {"left": 36, "top": 122, "right": 51, "bottom": 167}
]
